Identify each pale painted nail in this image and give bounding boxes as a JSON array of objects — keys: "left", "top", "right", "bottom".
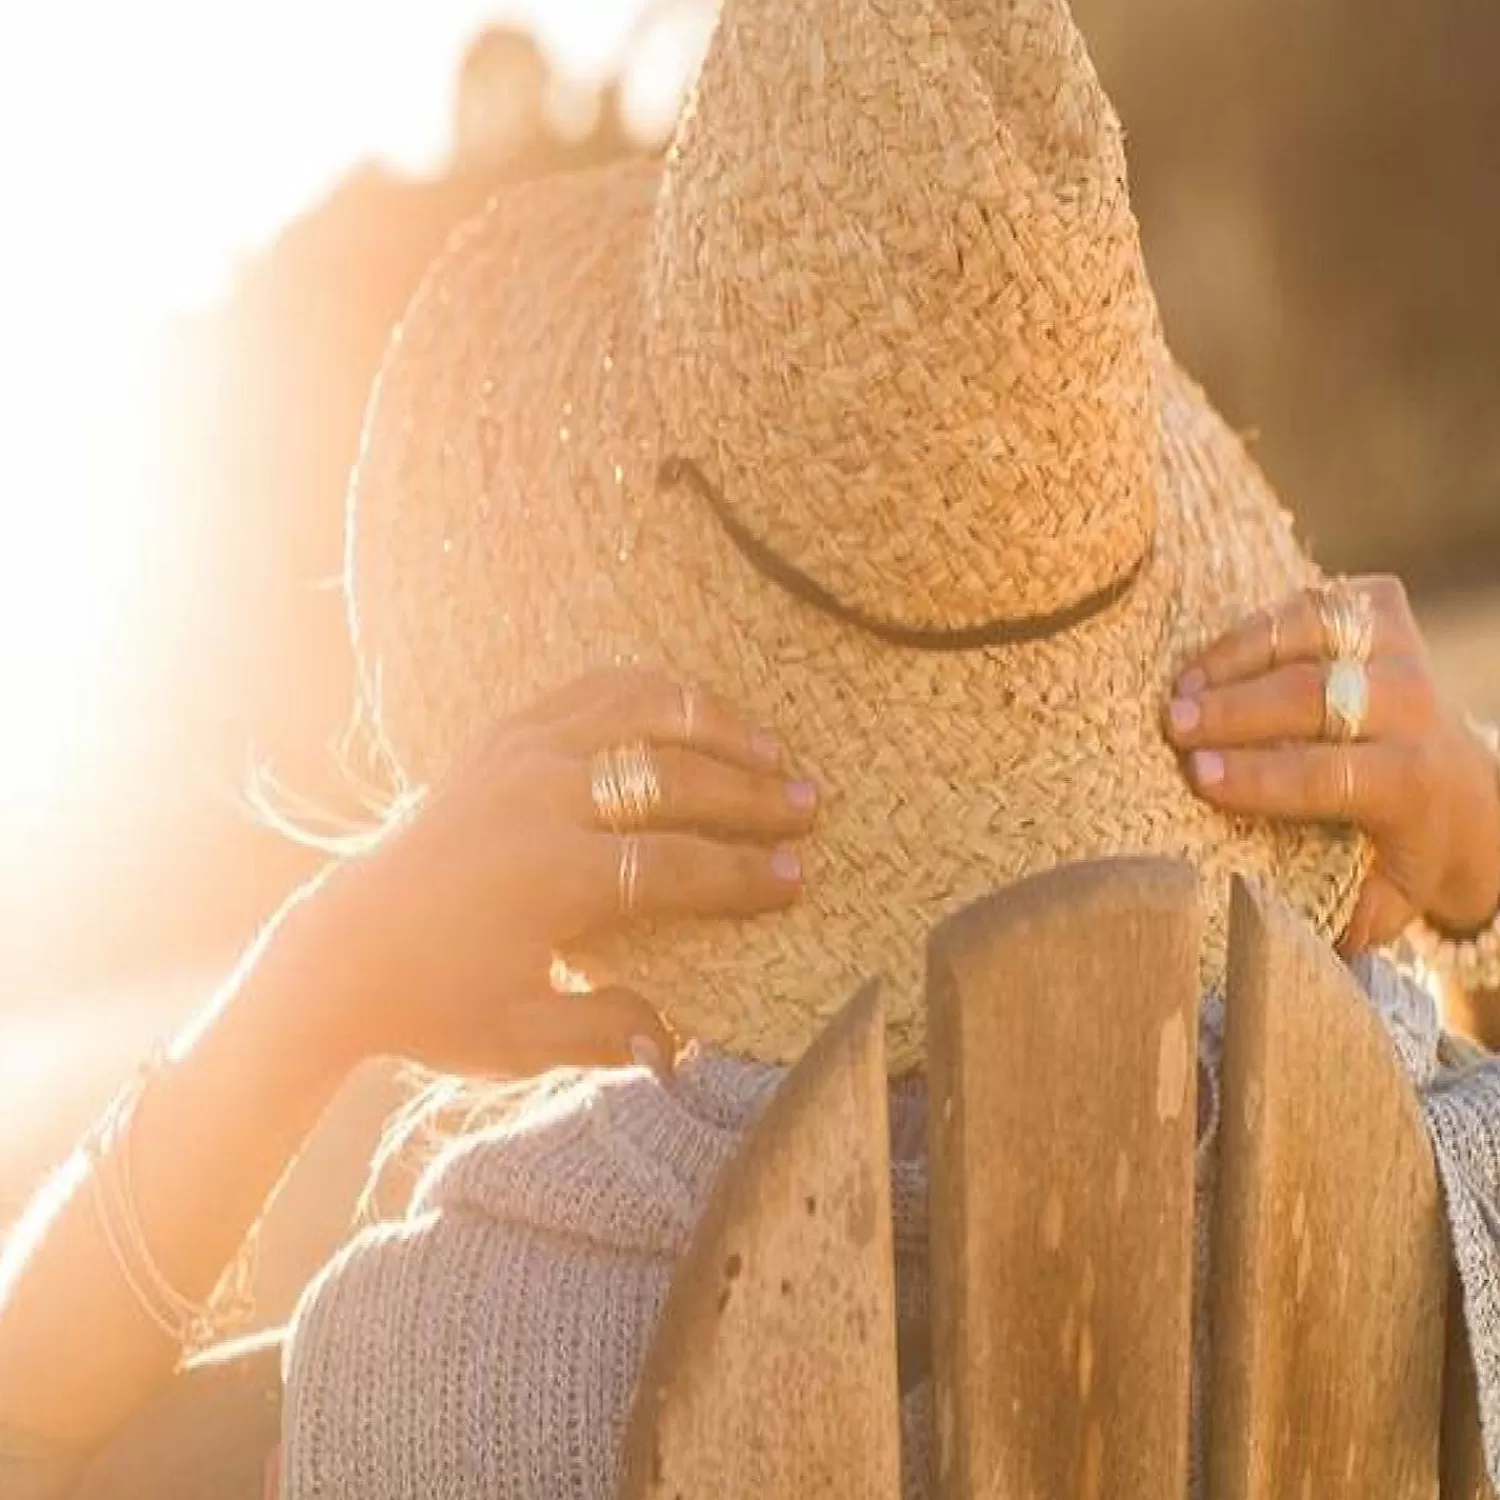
[
  {"left": 786, "top": 779, "right": 818, "bottom": 811},
  {"left": 1168, "top": 697, "right": 1201, "bottom": 736},
  {"left": 771, "top": 847, "right": 803, "bottom": 883},
  {"left": 751, "top": 729, "right": 782, "bottom": 766},
  {"left": 1192, "top": 750, "right": 1226, "bottom": 787},
  {"left": 631, "top": 1036, "right": 666, "bottom": 1077},
  {"left": 1177, "top": 668, "right": 1207, "bottom": 697}
]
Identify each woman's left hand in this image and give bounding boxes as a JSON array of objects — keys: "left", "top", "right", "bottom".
[{"left": 1165, "top": 575, "right": 1500, "bottom": 954}]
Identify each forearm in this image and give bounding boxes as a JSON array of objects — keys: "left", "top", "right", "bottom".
[
  {"left": 1433, "top": 713, "right": 1500, "bottom": 1049},
  {"left": 0, "top": 872, "right": 366, "bottom": 1449}
]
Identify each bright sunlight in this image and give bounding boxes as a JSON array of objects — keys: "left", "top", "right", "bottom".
[{"left": 0, "top": 0, "right": 664, "bottom": 822}]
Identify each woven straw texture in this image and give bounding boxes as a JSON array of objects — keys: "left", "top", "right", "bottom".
[{"left": 347, "top": 0, "right": 1365, "bottom": 1071}]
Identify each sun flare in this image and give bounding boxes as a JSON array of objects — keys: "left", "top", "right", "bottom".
[{"left": 0, "top": 0, "right": 663, "bottom": 824}]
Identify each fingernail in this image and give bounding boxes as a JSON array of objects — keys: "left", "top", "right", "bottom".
[
  {"left": 1192, "top": 750, "right": 1226, "bottom": 787},
  {"left": 630, "top": 1035, "right": 667, "bottom": 1077},
  {"left": 771, "top": 846, "right": 803, "bottom": 883},
  {"left": 751, "top": 729, "right": 782, "bottom": 767},
  {"left": 1177, "top": 668, "right": 1207, "bottom": 697},
  {"left": 786, "top": 779, "right": 818, "bottom": 812},
  {"left": 1168, "top": 697, "right": 1201, "bottom": 736}
]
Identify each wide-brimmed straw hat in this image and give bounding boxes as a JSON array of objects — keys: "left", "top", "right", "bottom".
[{"left": 346, "top": 0, "right": 1365, "bottom": 1071}]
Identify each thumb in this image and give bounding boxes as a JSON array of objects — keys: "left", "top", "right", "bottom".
[
  {"left": 499, "top": 987, "right": 678, "bottom": 1080},
  {"left": 1338, "top": 869, "right": 1417, "bottom": 958}
]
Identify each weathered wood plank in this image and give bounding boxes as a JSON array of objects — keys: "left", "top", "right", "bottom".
[
  {"left": 619, "top": 984, "right": 902, "bottom": 1500},
  {"left": 928, "top": 858, "right": 1200, "bottom": 1500},
  {"left": 1208, "top": 877, "right": 1447, "bottom": 1500},
  {"left": 1442, "top": 1266, "right": 1497, "bottom": 1500}
]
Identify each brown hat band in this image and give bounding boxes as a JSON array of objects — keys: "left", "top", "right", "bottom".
[{"left": 658, "top": 455, "right": 1151, "bottom": 652}]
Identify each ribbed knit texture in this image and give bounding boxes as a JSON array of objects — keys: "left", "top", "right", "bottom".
[{"left": 282, "top": 958, "right": 1500, "bottom": 1498}]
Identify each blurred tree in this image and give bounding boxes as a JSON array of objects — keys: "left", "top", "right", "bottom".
[{"left": 452, "top": 24, "right": 553, "bottom": 167}]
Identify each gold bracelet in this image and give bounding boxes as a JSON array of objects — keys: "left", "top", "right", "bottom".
[
  {"left": 83, "top": 1051, "right": 255, "bottom": 1355},
  {"left": 1419, "top": 717, "right": 1500, "bottom": 996}
]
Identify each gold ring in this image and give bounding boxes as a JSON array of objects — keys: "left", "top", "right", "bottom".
[
  {"left": 1315, "top": 579, "right": 1376, "bottom": 663},
  {"left": 617, "top": 836, "right": 643, "bottom": 916},
  {"left": 1323, "top": 659, "right": 1371, "bottom": 742},
  {"left": 590, "top": 742, "right": 663, "bottom": 831},
  {"left": 1266, "top": 607, "right": 1283, "bottom": 670},
  {"left": 680, "top": 683, "right": 699, "bottom": 745},
  {"left": 591, "top": 750, "right": 625, "bottom": 830},
  {"left": 1336, "top": 747, "right": 1357, "bottom": 818}
]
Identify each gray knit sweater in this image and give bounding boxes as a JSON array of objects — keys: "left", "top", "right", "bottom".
[{"left": 281, "top": 956, "right": 1500, "bottom": 1499}]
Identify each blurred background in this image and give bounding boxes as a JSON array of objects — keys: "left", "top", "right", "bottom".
[{"left": 1, "top": 0, "right": 1496, "bottom": 1318}]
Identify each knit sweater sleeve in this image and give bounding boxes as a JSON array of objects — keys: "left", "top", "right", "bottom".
[{"left": 0, "top": 1425, "right": 84, "bottom": 1500}]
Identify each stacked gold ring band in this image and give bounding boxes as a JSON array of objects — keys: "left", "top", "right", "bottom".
[
  {"left": 591, "top": 741, "right": 663, "bottom": 830},
  {"left": 618, "top": 836, "right": 643, "bottom": 916},
  {"left": 1323, "top": 659, "right": 1371, "bottom": 743},
  {"left": 1336, "top": 742, "right": 1357, "bottom": 815},
  {"left": 1315, "top": 580, "right": 1374, "bottom": 743},
  {"left": 1316, "top": 579, "right": 1376, "bottom": 665}
]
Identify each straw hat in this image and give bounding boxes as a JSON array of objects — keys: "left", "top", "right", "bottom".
[{"left": 347, "top": 0, "right": 1366, "bottom": 1071}]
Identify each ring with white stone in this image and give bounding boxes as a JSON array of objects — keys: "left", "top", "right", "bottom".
[{"left": 1323, "top": 659, "right": 1371, "bottom": 743}]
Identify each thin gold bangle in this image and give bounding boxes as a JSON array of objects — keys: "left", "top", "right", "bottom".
[{"left": 83, "top": 1053, "right": 219, "bottom": 1351}]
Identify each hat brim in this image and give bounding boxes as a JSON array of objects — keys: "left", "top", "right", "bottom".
[{"left": 350, "top": 161, "right": 1365, "bottom": 1070}]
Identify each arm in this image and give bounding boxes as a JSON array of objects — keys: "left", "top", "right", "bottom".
[
  {"left": 0, "top": 874, "right": 365, "bottom": 1448},
  {"left": 0, "top": 666, "right": 811, "bottom": 1453},
  {"left": 1436, "top": 717, "right": 1500, "bottom": 1049}
]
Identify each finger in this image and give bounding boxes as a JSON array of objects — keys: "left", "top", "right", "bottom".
[
  {"left": 1165, "top": 657, "right": 1431, "bottom": 750},
  {"left": 508, "top": 666, "right": 632, "bottom": 728},
  {"left": 564, "top": 831, "right": 804, "bottom": 937},
  {"left": 1177, "top": 576, "right": 1412, "bottom": 693},
  {"left": 555, "top": 744, "right": 818, "bottom": 840},
  {"left": 554, "top": 669, "right": 784, "bottom": 771},
  {"left": 1183, "top": 742, "right": 1410, "bottom": 830},
  {"left": 498, "top": 987, "right": 678, "bottom": 1078},
  {"left": 1338, "top": 871, "right": 1418, "bottom": 957}
]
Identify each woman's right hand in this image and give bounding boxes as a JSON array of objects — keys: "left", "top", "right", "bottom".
[{"left": 312, "top": 668, "right": 817, "bottom": 1079}]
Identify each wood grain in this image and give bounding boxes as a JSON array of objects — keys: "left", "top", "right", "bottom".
[
  {"left": 927, "top": 858, "right": 1200, "bottom": 1500},
  {"left": 1442, "top": 1265, "right": 1498, "bottom": 1500},
  {"left": 1208, "top": 877, "right": 1447, "bottom": 1500},
  {"left": 619, "top": 983, "right": 902, "bottom": 1500}
]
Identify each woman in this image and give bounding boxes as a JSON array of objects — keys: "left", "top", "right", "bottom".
[{"left": 5, "top": 0, "right": 1500, "bottom": 1493}]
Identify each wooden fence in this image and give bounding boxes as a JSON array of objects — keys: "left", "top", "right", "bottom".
[{"left": 620, "top": 858, "right": 1494, "bottom": 1499}]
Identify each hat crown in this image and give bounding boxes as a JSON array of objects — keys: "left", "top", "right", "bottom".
[{"left": 648, "top": 0, "right": 1161, "bottom": 635}]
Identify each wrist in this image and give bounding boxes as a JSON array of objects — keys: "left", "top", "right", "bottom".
[
  {"left": 265, "top": 862, "right": 392, "bottom": 1078},
  {"left": 1429, "top": 718, "right": 1500, "bottom": 937},
  {"left": 1430, "top": 844, "right": 1500, "bottom": 940},
  {"left": 1418, "top": 715, "right": 1500, "bottom": 1003}
]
